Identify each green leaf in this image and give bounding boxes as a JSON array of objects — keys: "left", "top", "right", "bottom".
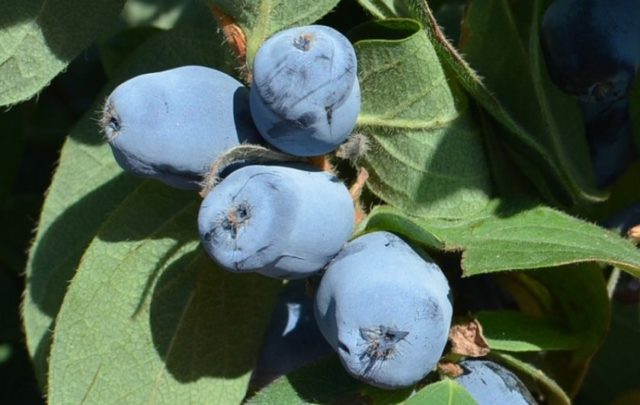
[
  {"left": 246, "top": 357, "right": 361, "bottom": 404},
  {"left": 479, "top": 112, "right": 541, "bottom": 201},
  {"left": 476, "top": 310, "right": 581, "bottom": 352},
  {"left": 353, "top": 19, "right": 492, "bottom": 219},
  {"left": 359, "top": 201, "right": 640, "bottom": 278},
  {"left": 22, "top": 134, "right": 138, "bottom": 389},
  {"left": 405, "top": 379, "right": 476, "bottom": 405},
  {"left": 47, "top": 182, "right": 281, "bottom": 404},
  {"left": 209, "top": 0, "right": 340, "bottom": 65},
  {"left": 23, "top": 26, "right": 235, "bottom": 389},
  {"left": 0, "top": 0, "right": 126, "bottom": 106}
]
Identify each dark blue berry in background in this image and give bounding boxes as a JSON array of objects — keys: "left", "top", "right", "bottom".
[
  {"left": 541, "top": 0, "right": 640, "bottom": 103},
  {"left": 580, "top": 97, "right": 638, "bottom": 187},
  {"left": 455, "top": 359, "right": 537, "bottom": 405},
  {"left": 249, "top": 280, "right": 333, "bottom": 392}
]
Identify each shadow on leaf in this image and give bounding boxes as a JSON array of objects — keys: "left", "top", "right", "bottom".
[
  {"left": 28, "top": 173, "right": 139, "bottom": 318},
  {"left": 150, "top": 249, "right": 281, "bottom": 382}
]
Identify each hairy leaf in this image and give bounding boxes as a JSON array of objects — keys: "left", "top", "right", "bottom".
[
  {"left": 47, "top": 182, "right": 281, "bottom": 403},
  {"left": 353, "top": 19, "right": 492, "bottom": 219},
  {"left": 360, "top": 202, "right": 640, "bottom": 278},
  {"left": 23, "top": 27, "right": 234, "bottom": 388},
  {"left": 0, "top": 0, "right": 126, "bottom": 106}
]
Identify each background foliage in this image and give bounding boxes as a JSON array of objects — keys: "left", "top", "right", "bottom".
[{"left": 1, "top": 0, "right": 639, "bottom": 403}]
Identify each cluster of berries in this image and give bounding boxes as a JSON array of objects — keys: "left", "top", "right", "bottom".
[{"left": 102, "top": 23, "right": 535, "bottom": 401}]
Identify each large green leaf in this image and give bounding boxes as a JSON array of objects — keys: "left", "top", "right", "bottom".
[
  {"left": 0, "top": 0, "right": 126, "bottom": 106},
  {"left": 22, "top": 27, "right": 235, "bottom": 388},
  {"left": 208, "top": 0, "right": 340, "bottom": 66},
  {"left": 353, "top": 19, "right": 492, "bottom": 219},
  {"left": 359, "top": 202, "right": 640, "bottom": 278},
  {"left": 47, "top": 182, "right": 281, "bottom": 404},
  {"left": 22, "top": 120, "right": 139, "bottom": 389}
]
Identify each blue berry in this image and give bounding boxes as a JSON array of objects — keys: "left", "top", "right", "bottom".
[
  {"left": 102, "top": 65, "right": 261, "bottom": 189},
  {"left": 250, "top": 25, "right": 360, "bottom": 156},
  {"left": 198, "top": 164, "right": 354, "bottom": 279},
  {"left": 313, "top": 231, "right": 452, "bottom": 389},
  {"left": 455, "top": 359, "right": 536, "bottom": 405},
  {"left": 250, "top": 280, "right": 333, "bottom": 391},
  {"left": 580, "top": 97, "right": 637, "bottom": 187},
  {"left": 541, "top": 0, "right": 640, "bottom": 103}
]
